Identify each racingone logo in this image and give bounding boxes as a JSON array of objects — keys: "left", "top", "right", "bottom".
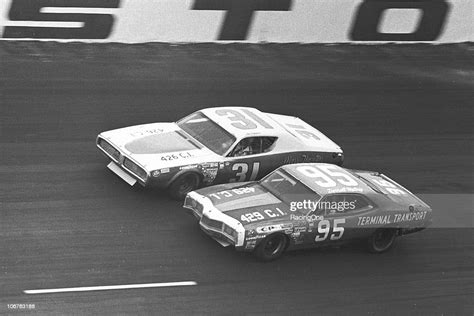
[{"left": 0, "top": 0, "right": 462, "bottom": 42}]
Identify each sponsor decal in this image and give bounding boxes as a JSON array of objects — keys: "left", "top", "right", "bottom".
[
  {"left": 297, "top": 154, "right": 324, "bottom": 163},
  {"left": 284, "top": 153, "right": 336, "bottom": 164},
  {"left": 286, "top": 154, "right": 324, "bottom": 164},
  {"left": 180, "top": 164, "right": 198, "bottom": 170},
  {"left": 202, "top": 162, "right": 219, "bottom": 168},
  {"left": 245, "top": 234, "right": 265, "bottom": 241},
  {"left": 283, "top": 156, "right": 299, "bottom": 165},
  {"left": 130, "top": 128, "right": 164, "bottom": 137},
  {"left": 201, "top": 166, "right": 218, "bottom": 184},
  {"left": 327, "top": 187, "right": 364, "bottom": 193},
  {"left": 208, "top": 187, "right": 256, "bottom": 200},
  {"left": 357, "top": 211, "right": 427, "bottom": 226},
  {"left": 293, "top": 226, "right": 307, "bottom": 233},
  {"left": 256, "top": 223, "right": 292, "bottom": 234},
  {"left": 256, "top": 225, "right": 282, "bottom": 234},
  {"left": 358, "top": 215, "right": 391, "bottom": 226}
]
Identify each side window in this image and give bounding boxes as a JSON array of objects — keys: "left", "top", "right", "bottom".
[
  {"left": 261, "top": 137, "right": 277, "bottom": 153},
  {"left": 228, "top": 137, "right": 277, "bottom": 157},
  {"left": 316, "top": 194, "right": 373, "bottom": 216}
]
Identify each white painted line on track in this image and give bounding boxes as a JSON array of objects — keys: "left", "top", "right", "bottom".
[{"left": 24, "top": 281, "right": 197, "bottom": 294}]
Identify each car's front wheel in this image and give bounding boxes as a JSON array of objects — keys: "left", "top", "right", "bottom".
[
  {"left": 367, "top": 228, "right": 397, "bottom": 253},
  {"left": 254, "top": 233, "right": 288, "bottom": 261},
  {"left": 168, "top": 173, "right": 200, "bottom": 200}
]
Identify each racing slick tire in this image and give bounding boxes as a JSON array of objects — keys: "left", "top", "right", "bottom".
[
  {"left": 254, "top": 233, "right": 288, "bottom": 261},
  {"left": 366, "top": 228, "right": 397, "bottom": 253},
  {"left": 168, "top": 173, "right": 200, "bottom": 200}
]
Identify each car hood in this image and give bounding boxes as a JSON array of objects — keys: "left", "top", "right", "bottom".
[
  {"left": 195, "top": 182, "right": 299, "bottom": 227},
  {"left": 98, "top": 122, "right": 220, "bottom": 170}
]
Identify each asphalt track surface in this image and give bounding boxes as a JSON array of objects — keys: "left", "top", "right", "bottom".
[{"left": 1, "top": 42, "right": 473, "bottom": 315}]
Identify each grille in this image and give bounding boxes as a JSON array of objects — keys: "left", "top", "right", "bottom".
[
  {"left": 195, "top": 201, "right": 204, "bottom": 216},
  {"left": 184, "top": 196, "right": 205, "bottom": 218},
  {"left": 201, "top": 215, "right": 222, "bottom": 231},
  {"left": 98, "top": 138, "right": 120, "bottom": 161},
  {"left": 123, "top": 157, "right": 147, "bottom": 181},
  {"left": 184, "top": 195, "right": 195, "bottom": 209},
  {"left": 223, "top": 224, "right": 237, "bottom": 239}
]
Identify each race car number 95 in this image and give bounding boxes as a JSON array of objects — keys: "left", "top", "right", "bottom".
[{"left": 315, "top": 219, "right": 345, "bottom": 242}]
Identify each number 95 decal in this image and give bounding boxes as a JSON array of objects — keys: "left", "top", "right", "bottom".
[{"left": 315, "top": 219, "right": 345, "bottom": 242}]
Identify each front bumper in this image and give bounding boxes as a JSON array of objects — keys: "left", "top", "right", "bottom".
[
  {"left": 97, "top": 137, "right": 149, "bottom": 186},
  {"left": 184, "top": 192, "right": 246, "bottom": 248},
  {"left": 107, "top": 161, "right": 137, "bottom": 186}
]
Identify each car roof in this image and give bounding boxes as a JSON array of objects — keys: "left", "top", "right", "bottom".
[
  {"left": 200, "top": 107, "right": 342, "bottom": 153},
  {"left": 201, "top": 107, "right": 285, "bottom": 138},
  {"left": 281, "top": 163, "right": 375, "bottom": 196}
]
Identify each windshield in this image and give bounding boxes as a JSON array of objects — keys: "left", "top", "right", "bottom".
[
  {"left": 177, "top": 112, "right": 236, "bottom": 155},
  {"left": 260, "top": 169, "right": 320, "bottom": 203}
]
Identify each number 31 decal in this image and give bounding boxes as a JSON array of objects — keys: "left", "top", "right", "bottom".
[
  {"left": 215, "top": 109, "right": 274, "bottom": 130},
  {"left": 230, "top": 162, "right": 260, "bottom": 182}
]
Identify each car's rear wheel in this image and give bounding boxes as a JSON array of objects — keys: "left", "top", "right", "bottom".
[
  {"left": 168, "top": 173, "right": 200, "bottom": 200},
  {"left": 367, "top": 228, "right": 397, "bottom": 253},
  {"left": 254, "top": 233, "right": 288, "bottom": 261}
]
